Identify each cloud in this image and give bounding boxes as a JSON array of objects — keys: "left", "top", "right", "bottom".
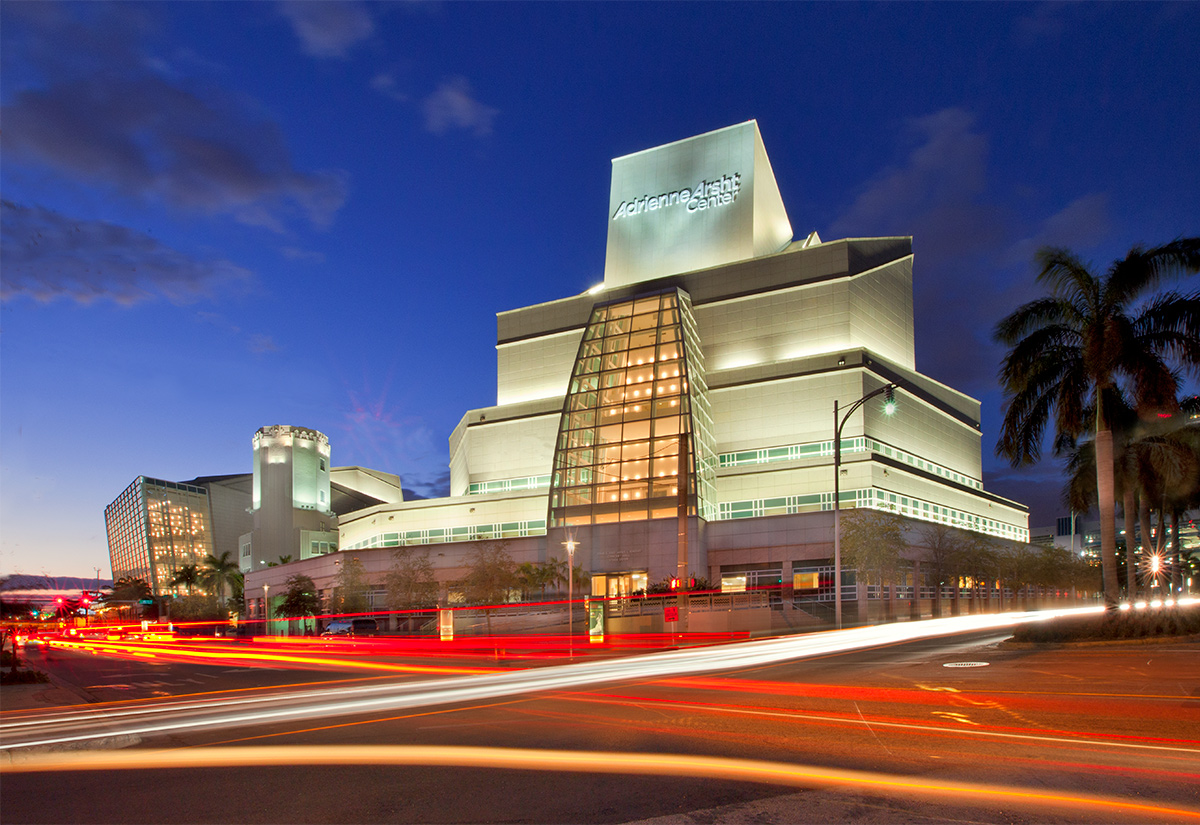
[
  {"left": 1, "top": 6, "right": 347, "bottom": 232},
  {"left": 195, "top": 311, "right": 281, "bottom": 354},
  {"left": 1001, "top": 193, "right": 1111, "bottom": 269},
  {"left": 281, "top": 246, "right": 326, "bottom": 264},
  {"left": 831, "top": 108, "right": 991, "bottom": 243},
  {"left": 278, "top": 1, "right": 374, "bottom": 59},
  {"left": 1, "top": 201, "right": 253, "bottom": 306},
  {"left": 1013, "top": 3, "right": 1070, "bottom": 48},
  {"left": 371, "top": 72, "right": 409, "bottom": 102},
  {"left": 423, "top": 77, "right": 499, "bottom": 137},
  {"left": 247, "top": 334, "right": 280, "bottom": 354}
]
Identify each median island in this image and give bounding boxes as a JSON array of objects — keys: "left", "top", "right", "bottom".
[{"left": 1011, "top": 602, "right": 1199, "bottom": 644}]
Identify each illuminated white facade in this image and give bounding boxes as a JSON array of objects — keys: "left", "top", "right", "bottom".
[
  {"left": 267, "top": 122, "right": 1029, "bottom": 607},
  {"left": 241, "top": 425, "right": 339, "bottom": 573}
]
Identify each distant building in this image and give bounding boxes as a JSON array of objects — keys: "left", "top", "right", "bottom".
[
  {"left": 238, "top": 426, "right": 404, "bottom": 573},
  {"left": 104, "top": 435, "right": 402, "bottom": 593},
  {"left": 104, "top": 475, "right": 251, "bottom": 596}
]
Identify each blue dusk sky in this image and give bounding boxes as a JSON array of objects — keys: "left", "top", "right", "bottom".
[{"left": 2, "top": 2, "right": 1198, "bottom": 577}]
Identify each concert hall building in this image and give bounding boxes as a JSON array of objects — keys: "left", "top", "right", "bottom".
[{"left": 288, "top": 121, "right": 1030, "bottom": 608}]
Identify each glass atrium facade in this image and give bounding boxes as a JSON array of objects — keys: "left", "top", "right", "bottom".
[{"left": 548, "top": 289, "right": 717, "bottom": 527}]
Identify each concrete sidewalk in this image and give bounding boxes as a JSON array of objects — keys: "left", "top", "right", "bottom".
[{"left": 1, "top": 665, "right": 97, "bottom": 712}]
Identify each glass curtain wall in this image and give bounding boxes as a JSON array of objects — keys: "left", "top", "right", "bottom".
[
  {"left": 144, "top": 479, "right": 213, "bottom": 595},
  {"left": 549, "top": 288, "right": 716, "bottom": 527}
]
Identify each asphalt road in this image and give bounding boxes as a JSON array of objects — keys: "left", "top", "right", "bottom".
[{"left": 3, "top": 628, "right": 1198, "bottom": 824}]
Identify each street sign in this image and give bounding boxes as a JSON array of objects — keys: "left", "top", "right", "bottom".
[{"left": 138, "top": 598, "right": 154, "bottom": 605}]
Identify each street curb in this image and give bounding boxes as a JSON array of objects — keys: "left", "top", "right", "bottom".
[{"left": 999, "top": 633, "right": 1200, "bottom": 649}]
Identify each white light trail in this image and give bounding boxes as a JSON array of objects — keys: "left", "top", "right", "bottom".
[{"left": 0, "top": 608, "right": 1098, "bottom": 753}]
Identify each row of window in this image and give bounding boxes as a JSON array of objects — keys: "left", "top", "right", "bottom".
[
  {"left": 718, "top": 437, "right": 983, "bottom": 490},
  {"left": 475, "top": 439, "right": 983, "bottom": 500},
  {"left": 719, "top": 488, "right": 1029, "bottom": 541},
  {"left": 467, "top": 475, "right": 551, "bottom": 496},
  {"left": 343, "top": 519, "right": 548, "bottom": 550}
]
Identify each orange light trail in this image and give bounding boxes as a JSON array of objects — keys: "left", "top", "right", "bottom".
[
  {"left": 4, "top": 746, "right": 1197, "bottom": 821},
  {"left": 46, "top": 636, "right": 496, "bottom": 676}
]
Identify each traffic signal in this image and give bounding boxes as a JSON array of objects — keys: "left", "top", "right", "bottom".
[
  {"left": 883, "top": 385, "right": 897, "bottom": 415},
  {"left": 669, "top": 577, "right": 680, "bottom": 590}
]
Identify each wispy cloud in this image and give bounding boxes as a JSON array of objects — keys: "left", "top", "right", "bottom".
[
  {"left": 1001, "top": 193, "right": 1111, "bottom": 270},
  {"left": 371, "top": 72, "right": 409, "bottom": 103},
  {"left": 423, "top": 76, "right": 498, "bottom": 137},
  {"left": 195, "top": 311, "right": 282, "bottom": 355},
  {"left": 1, "top": 201, "right": 253, "bottom": 306},
  {"left": 831, "top": 108, "right": 999, "bottom": 257},
  {"left": 1, "top": 5, "right": 347, "bottom": 232},
  {"left": 1012, "top": 3, "right": 1070, "bottom": 48},
  {"left": 281, "top": 246, "right": 326, "bottom": 264},
  {"left": 277, "top": 1, "right": 374, "bottom": 59}
]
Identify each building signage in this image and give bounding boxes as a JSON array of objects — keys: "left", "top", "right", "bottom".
[
  {"left": 612, "top": 174, "right": 742, "bottom": 221},
  {"left": 603, "top": 121, "right": 792, "bottom": 289}
]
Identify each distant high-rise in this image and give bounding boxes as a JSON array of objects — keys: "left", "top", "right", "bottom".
[{"left": 105, "top": 475, "right": 250, "bottom": 596}]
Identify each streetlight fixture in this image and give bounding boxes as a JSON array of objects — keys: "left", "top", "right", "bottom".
[
  {"left": 833, "top": 383, "right": 898, "bottom": 630},
  {"left": 563, "top": 536, "right": 578, "bottom": 660}
]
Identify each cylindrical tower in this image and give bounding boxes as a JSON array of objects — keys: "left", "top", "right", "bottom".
[
  {"left": 252, "top": 425, "right": 333, "bottom": 516},
  {"left": 244, "top": 426, "right": 337, "bottom": 572}
]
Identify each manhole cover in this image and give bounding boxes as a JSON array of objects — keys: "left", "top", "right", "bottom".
[{"left": 943, "top": 662, "right": 989, "bottom": 668}]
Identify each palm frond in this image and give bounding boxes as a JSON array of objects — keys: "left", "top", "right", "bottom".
[{"left": 1106, "top": 237, "right": 1200, "bottom": 307}]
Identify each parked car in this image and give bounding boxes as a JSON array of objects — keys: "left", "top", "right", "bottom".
[{"left": 321, "top": 618, "right": 378, "bottom": 637}]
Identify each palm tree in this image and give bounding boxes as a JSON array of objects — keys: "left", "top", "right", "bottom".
[
  {"left": 201, "top": 551, "right": 241, "bottom": 608},
  {"left": 542, "top": 556, "right": 569, "bottom": 596},
  {"left": 169, "top": 563, "right": 202, "bottom": 596},
  {"left": 995, "top": 239, "right": 1200, "bottom": 608}
]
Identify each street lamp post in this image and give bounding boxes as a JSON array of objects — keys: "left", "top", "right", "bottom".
[
  {"left": 262, "top": 583, "right": 270, "bottom": 636},
  {"left": 563, "top": 537, "right": 578, "bottom": 660},
  {"left": 833, "top": 383, "right": 898, "bottom": 630}
]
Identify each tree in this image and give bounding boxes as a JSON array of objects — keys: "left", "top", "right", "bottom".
[
  {"left": 385, "top": 548, "right": 438, "bottom": 610},
  {"left": 201, "top": 551, "right": 241, "bottom": 609},
  {"left": 266, "top": 555, "right": 293, "bottom": 568},
  {"left": 461, "top": 542, "right": 517, "bottom": 634},
  {"left": 959, "top": 533, "right": 1000, "bottom": 612},
  {"left": 917, "top": 522, "right": 973, "bottom": 616},
  {"left": 995, "top": 239, "right": 1200, "bottom": 609},
  {"left": 541, "top": 556, "right": 569, "bottom": 596},
  {"left": 461, "top": 542, "right": 517, "bottom": 607},
  {"left": 839, "top": 508, "right": 907, "bottom": 620},
  {"left": 106, "top": 576, "right": 152, "bottom": 620},
  {"left": 169, "top": 564, "right": 202, "bottom": 596},
  {"left": 514, "top": 562, "right": 540, "bottom": 601},
  {"left": 332, "top": 556, "right": 370, "bottom": 615},
  {"left": 110, "top": 575, "right": 151, "bottom": 601},
  {"left": 1033, "top": 544, "right": 1096, "bottom": 594},
  {"left": 995, "top": 541, "right": 1040, "bottom": 609},
  {"left": 275, "top": 574, "right": 321, "bottom": 622},
  {"left": 169, "top": 595, "right": 223, "bottom": 622},
  {"left": 1064, "top": 395, "right": 1198, "bottom": 600}
]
